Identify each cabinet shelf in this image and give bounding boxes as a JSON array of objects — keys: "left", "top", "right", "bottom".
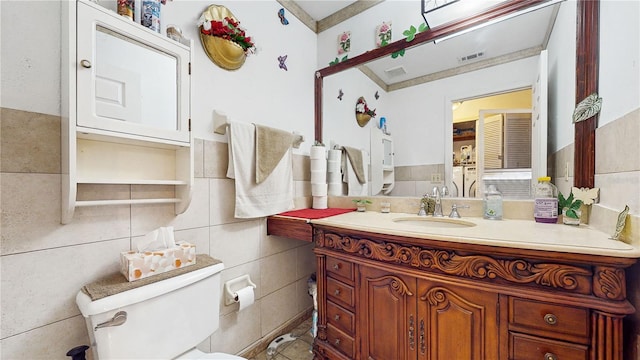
[
  {"left": 453, "top": 134, "right": 475, "bottom": 141},
  {"left": 75, "top": 198, "right": 182, "bottom": 207},
  {"left": 77, "top": 179, "right": 189, "bottom": 185}
]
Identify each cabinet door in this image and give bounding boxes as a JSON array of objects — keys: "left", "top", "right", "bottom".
[
  {"left": 417, "top": 280, "right": 499, "bottom": 360},
  {"left": 76, "top": 1, "right": 190, "bottom": 144},
  {"left": 359, "top": 266, "right": 417, "bottom": 360}
]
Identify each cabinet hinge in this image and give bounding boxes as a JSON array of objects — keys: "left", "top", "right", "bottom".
[
  {"left": 188, "top": 118, "right": 191, "bottom": 131},
  {"left": 188, "top": 62, "right": 191, "bottom": 75}
]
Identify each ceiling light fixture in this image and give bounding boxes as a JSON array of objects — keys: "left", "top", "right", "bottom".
[{"left": 432, "top": 0, "right": 564, "bottom": 44}]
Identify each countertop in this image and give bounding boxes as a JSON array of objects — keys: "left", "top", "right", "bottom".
[{"left": 310, "top": 211, "right": 640, "bottom": 258}]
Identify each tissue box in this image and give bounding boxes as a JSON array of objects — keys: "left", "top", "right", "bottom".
[{"left": 120, "top": 241, "right": 196, "bottom": 282}]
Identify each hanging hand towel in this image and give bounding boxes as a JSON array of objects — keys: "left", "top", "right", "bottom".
[
  {"left": 342, "top": 146, "right": 366, "bottom": 184},
  {"left": 255, "top": 124, "right": 295, "bottom": 184},
  {"left": 342, "top": 149, "right": 368, "bottom": 196},
  {"left": 227, "top": 122, "right": 294, "bottom": 218}
]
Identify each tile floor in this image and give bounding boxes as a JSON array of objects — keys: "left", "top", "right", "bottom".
[{"left": 249, "top": 317, "right": 315, "bottom": 360}]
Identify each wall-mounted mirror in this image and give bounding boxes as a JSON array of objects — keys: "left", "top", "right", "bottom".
[{"left": 315, "top": 0, "right": 598, "bottom": 198}]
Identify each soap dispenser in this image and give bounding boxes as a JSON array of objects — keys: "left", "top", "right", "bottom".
[{"left": 483, "top": 185, "right": 503, "bottom": 220}]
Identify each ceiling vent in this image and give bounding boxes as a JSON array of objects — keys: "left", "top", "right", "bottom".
[
  {"left": 384, "top": 65, "right": 407, "bottom": 77},
  {"left": 458, "top": 51, "right": 485, "bottom": 63}
]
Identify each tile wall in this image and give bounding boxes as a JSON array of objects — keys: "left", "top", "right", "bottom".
[{"left": 0, "top": 107, "right": 315, "bottom": 359}]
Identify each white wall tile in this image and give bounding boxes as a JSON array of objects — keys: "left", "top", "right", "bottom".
[
  {"left": 1, "top": 173, "right": 130, "bottom": 255},
  {"left": 0, "top": 316, "right": 92, "bottom": 360},
  {"left": 209, "top": 221, "right": 262, "bottom": 268},
  {"left": 209, "top": 299, "right": 262, "bottom": 355},
  {"left": 296, "top": 243, "right": 316, "bottom": 279},
  {"left": 260, "top": 284, "right": 299, "bottom": 336},
  {"left": 261, "top": 234, "right": 306, "bottom": 258},
  {"left": 1, "top": 238, "right": 129, "bottom": 338},
  {"left": 260, "top": 248, "right": 298, "bottom": 296},
  {"left": 209, "top": 178, "right": 242, "bottom": 225},
  {"left": 595, "top": 171, "right": 640, "bottom": 215}
]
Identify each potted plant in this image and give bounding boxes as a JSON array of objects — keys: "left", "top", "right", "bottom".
[
  {"left": 558, "top": 192, "right": 583, "bottom": 226},
  {"left": 352, "top": 199, "right": 371, "bottom": 212}
]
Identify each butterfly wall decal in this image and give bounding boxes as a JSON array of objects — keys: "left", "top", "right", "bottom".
[
  {"left": 278, "top": 8, "right": 289, "bottom": 25},
  {"left": 374, "top": 91, "right": 379, "bottom": 100},
  {"left": 571, "top": 187, "right": 599, "bottom": 205},
  {"left": 337, "top": 89, "right": 344, "bottom": 100},
  {"left": 278, "top": 55, "right": 288, "bottom": 71}
]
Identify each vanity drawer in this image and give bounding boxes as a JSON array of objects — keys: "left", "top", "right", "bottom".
[
  {"left": 326, "top": 257, "right": 354, "bottom": 283},
  {"left": 510, "top": 332, "right": 588, "bottom": 360},
  {"left": 327, "top": 277, "right": 355, "bottom": 308},
  {"left": 326, "top": 323, "right": 355, "bottom": 359},
  {"left": 327, "top": 300, "right": 355, "bottom": 334},
  {"left": 510, "top": 298, "right": 589, "bottom": 341}
]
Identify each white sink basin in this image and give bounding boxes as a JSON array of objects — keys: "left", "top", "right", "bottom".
[{"left": 393, "top": 216, "right": 476, "bottom": 228}]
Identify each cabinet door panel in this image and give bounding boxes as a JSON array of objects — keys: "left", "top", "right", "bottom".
[
  {"left": 418, "top": 282, "right": 499, "bottom": 360},
  {"left": 359, "top": 266, "right": 416, "bottom": 360}
]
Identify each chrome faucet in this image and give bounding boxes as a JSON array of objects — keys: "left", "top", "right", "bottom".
[
  {"left": 448, "top": 204, "right": 470, "bottom": 218},
  {"left": 431, "top": 186, "right": 443, "bottom": 217},
  {"left": 417, "top": 194, "right": 428, "bottom": 216}
]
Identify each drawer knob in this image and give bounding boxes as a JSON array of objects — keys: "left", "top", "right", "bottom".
[
  {"left": 334, "top": 338, "right": 341, "bottom": 345},
  {"left": 334, "top": 314, "right": 340, "bottom": 321},
  {"left": 334, "top": 289, "right": 341, "bottom": 296},
  {"left": 333, "top": 263, "right": 340, "bottom": 270},
  {"left": 80, "top": 59, "right": 92, "bottom": 68},
  {"left": 544, "top": 313, "right": 558, "bottom": 325},
  {"left": 544, "top": 352, "right": 557, "bottom": 360}
]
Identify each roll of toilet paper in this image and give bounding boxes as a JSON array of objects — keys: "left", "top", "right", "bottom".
[
  {"left": 328, "top": 182, "right": 342, "bottom": 196},
  {"left": 236, "top": 286, "right": 255, "bottom": 311},
  {"left": 327, "top": 159, "right": 340, "bottom": 172},
  {"left": 313, "top": 196, "right": 328, "bottom": 209},
  {"left": 327, "top": 149, "right": 341, "bottom": 161},
  {"left": 311, "top": 170, "right": 326, "bottom": 184},
  {"left": 310, "top": 158, "right": 327, "bottom": 172},
  {"left": 310, "top": 146, "right": 326, "bottom": 160},
  {"left": 312, "top": 183, "right": 328, "bottom": 196}
]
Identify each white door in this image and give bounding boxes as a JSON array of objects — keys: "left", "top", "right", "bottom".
[{"left": 531, "top": 50, "right": 548, "bottom": 184}]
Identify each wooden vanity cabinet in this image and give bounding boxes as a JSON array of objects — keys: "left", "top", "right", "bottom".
[{"left": 312, "top": 225, "right": 636, "bottom": 360}]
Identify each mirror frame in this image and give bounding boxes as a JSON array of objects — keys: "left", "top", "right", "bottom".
[{"left": 314, "top": 0, "right": 598, "bottom": 189}]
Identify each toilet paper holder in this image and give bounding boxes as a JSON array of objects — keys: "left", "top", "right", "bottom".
[{"left": 224, "top": 275, "right": 257, "bottom": 305}]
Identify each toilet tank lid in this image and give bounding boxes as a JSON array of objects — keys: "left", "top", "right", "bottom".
[{"left": 76, "top": 262, "right": 224, "bottom": 317}]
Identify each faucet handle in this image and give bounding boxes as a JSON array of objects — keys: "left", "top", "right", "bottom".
[
  {"left": 441, "top": 185, "right": 449, "bottom": 197},
  {"left": 448, "top": 204, "right": 470, "bottom": 218}
]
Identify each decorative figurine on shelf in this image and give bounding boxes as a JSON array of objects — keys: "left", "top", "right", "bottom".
[
  {"left": 198, "top": 5, "right": 256, "bottom": 70},
  {"left": 355, "top": 96, "right": 376, "bottom": 127}
]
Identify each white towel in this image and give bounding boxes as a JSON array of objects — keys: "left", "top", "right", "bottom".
[
  {"left": 227, "top": 122, "right": 294, "bottom": 218},
  {"left": 342, "top": 149, "right": 368, "bottom": 196}
]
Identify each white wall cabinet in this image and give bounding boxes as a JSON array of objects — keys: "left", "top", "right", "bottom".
[
  {"left": 370, "top": 127, "right": 394, "bottom": 195},
  {"left": 61, "top": 0, "right": 193, "bottom": 224}
]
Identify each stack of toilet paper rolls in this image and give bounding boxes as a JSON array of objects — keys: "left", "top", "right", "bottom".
[
  {"left": 327, "top": 149, "right": 342, "bottom": 196},
  {"left": 310, "top": 145, "right": 328, "bottom": 209}
]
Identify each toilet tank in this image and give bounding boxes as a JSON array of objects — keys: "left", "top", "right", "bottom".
[{"left": 76, "top": 262, "right": 225, "bottom": 359}]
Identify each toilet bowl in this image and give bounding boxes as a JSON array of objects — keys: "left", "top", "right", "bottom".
[{"left": 76, "top": 260, "right": 247, "bottom": 360}]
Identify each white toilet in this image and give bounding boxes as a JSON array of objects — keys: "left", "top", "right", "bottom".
[{"left": 76, "top": 261, "right": 246, "bottom": 360}]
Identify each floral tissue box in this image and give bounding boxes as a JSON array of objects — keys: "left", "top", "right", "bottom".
[{"left": 120, "top": 241, "right": 196, "bottom": 282}]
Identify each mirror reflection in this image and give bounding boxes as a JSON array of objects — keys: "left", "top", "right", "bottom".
[
  {"left": 95, "top": 26, "right": 178, "bottom": 130},
  {"left": 320, "top": 1, "right": 565, "bottom": 199}
]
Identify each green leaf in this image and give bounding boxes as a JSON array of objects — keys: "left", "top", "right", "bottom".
[
  {"left": 418, "top": 23, "right": 429, "bottom": 32},
  {"left": 403, "top": 25, "right": 417, "bottom": 42},
  {"left": 329, "top": 57, "right": 339, "bottom": 66},
  {"left": 391, "top": 49, "right": 405, "bottom": 59},
  {"left": 341, "top": 55, "right": 349, "bottom": 62},
  {"left": 566, "top": 209, "right": 579, "bottom": 219},
  {"left": 570, "top": 199, "right": 583, "bottom": 211}
]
